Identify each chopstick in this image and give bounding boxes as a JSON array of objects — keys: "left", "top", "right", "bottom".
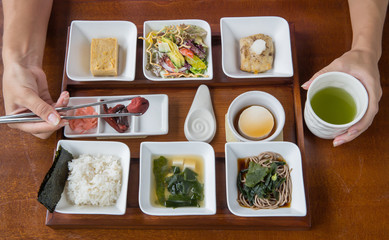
[
  {"left": 0, "top": 96, "right": 141, "bottom": 124},
  {"left": 0, "top": 112, "right": 142, "bottom": 124}
]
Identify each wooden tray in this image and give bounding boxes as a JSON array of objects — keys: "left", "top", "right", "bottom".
[{"left": 47, "top": 24, "right": 311, "bottom": 229}]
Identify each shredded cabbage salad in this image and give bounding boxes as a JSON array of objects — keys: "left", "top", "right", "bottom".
[{"left": 141, "top": 24, "right": 209, "bottom": 78}]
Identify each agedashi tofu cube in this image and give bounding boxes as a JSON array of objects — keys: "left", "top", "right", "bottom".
[
  {"left": 90, "top": 38, "right": 118, "bottom": 76},
  {"left": 183, "top": 158, "right": 196, "bottom": 171},
  {"left": 172, "top": 158, "right": 184, "bottom": 168}
]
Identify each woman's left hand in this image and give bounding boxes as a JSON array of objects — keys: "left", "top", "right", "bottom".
[{"left": 301, "top": 49, "right": 382, "bottom": 147}]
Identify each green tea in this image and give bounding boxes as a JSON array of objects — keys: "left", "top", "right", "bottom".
[{"left": 311, "top": 87, "right": 356, "bottom": 124}]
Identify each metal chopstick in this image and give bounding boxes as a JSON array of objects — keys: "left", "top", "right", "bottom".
[
  {"left": 0, "top": 112, "right": 143, "bottom": 124},
  {"left": 0, "top": 96, "right": 139, "bottom": 120}
]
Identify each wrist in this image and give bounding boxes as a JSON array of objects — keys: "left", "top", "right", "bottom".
[
  {"left": 351, "top": 33, "right": 382, "bottom": 63},
  {"left": 2, "top": 48, "right": 42, "bottom": 68}
]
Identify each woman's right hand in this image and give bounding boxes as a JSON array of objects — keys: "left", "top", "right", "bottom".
[{"left": 2, "top": 62, "right": 69, "bottom": 139}]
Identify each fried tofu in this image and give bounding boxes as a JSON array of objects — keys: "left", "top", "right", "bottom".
[{"left": 240, "top": 34, "right": 274, "bottom": 73}]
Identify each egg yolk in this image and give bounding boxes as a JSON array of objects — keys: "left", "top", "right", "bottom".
[{"left": 238, "top": 106, "right": 274, "bottom": 139}]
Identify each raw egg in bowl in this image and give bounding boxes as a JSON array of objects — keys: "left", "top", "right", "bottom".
[{"left": 227, "top": 91, "right": 285, "bottom": 142}]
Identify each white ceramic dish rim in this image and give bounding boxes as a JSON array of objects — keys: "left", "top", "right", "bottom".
[
  {"left": 63, "top": 94, "right": 169, "bottom": 138},
  {"left": 138, "top": 141, "right": 217, "bottom": 216},
  {"left": 54, "top": 140, "right": 130, "bottom": 215},
  {"left": 220, "top": 16, "right": 293, "bottom": 78},
  {"left": 66, "top": 20, "right": 137, "bottom": 81},
  {"left": 224, "top": 141, "right": 307, "bottom": 217},
  {"left": 142, "top": 19, "right": 213, "bottom": 81}
]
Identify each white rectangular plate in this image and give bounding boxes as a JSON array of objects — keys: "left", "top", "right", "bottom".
[
  {"left": 143, "top": 19, "right": 213, "bottom": 81},
  {"left": 220, "top": 16, "right": 293, "bottom": 78},
  {"left": 66, "top": 20, "right": 137, "bottom": 81},
  {"left": 225, "top": 141, "right": 306, "bottom": 217},
  {"left": 139, "top": 142, "right": 216, "bottom": 216},
  {"left": 55, "top": 140, "right": 130, "bottom": 215},
  {"left": 64, "top": 94, "right": 168, "bottom": 138}
]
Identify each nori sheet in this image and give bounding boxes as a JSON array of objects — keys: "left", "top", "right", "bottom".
[{"left": 37, "top": 146, "right": 73, "bottom": 212}]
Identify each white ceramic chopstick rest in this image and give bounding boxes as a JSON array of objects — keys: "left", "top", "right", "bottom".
[{"left": 184, "top": 85, "right": 216, "bottom": 143}]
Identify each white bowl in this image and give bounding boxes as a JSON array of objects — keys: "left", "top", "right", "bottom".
[
  {"left": 227, "top": 91, "right": 285, "bottom": 142},
  {"left": 220, "top": 16, "right": 293, "bottom": 78},
  {"left": 66, "top": 20, "right": 137, "bottom": 81},
  {"left": 142, "top": 19, "right": 213, "bottom": 81},
  {"left": 55, "top": 140, "right": 130, "bottom": 215},
  {"left": 139, "top": 142, "right": 216, "bottom": 216},
  {"left": 63, "top": 94, "right": 169, "bottom": 138},
  {"left": 225, "top": 141, "right": 306, "bottom": 217}
]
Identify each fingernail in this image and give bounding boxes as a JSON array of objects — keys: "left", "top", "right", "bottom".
[
  {"left": 63, "top": 92, "right": 70, "bottom": 104},
  {"left": 48, "top": 113, "right": 60, "bottom": 126},
  {"left": 348, "top": 129, "right": 358, "bottom": 136},
  {"left": 333, "top": 140, "right": 345, "bottom": 147},
  {"left": 301, "top": 83, "right": 307, "bottom": 88},
  {"left": 58, "top": 121, "right": 68, "bottom": 127}
]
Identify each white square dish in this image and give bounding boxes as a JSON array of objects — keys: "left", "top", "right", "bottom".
[
  {"left": 225, "top": 141, "right": 306, "bottom": 217},
  {"left": 66, "top": 20, "right": 137, "bottom": 81},
  {"left": 63, "top": 94, "right": 169, "bottom": 138},
  {"left": 139, "top": 142, "right": 216, "bottom": 216},
  {"left": 220, "top": 16, "right": 293, "bottom": 78},
  {"left": 55, "top": 140, "right": 130, "bottom": 215},
  {"left": 142, "top": 19, "right": 213, "bottom": 81}
]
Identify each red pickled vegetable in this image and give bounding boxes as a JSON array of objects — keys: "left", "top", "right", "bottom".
[
  {"left": 69, "top": 106, "right": 98, "bottom": 133},
  {"left": 102, "top": 104, "right": 128, "bottom": 133},
  {"left": 127, "top": 97, "right": 149, "bottom": 114}
]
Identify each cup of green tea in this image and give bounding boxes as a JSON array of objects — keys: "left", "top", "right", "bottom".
[{"left": 304, "top": 71, "right": 368, "bottom": 139}]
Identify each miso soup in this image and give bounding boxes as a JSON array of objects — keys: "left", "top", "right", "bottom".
[{"left": 151, "top": 155, "right": 204, "bottom": 208}]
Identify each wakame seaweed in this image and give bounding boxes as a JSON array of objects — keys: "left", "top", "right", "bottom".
[
  {"left": 153, "top": 156, "right": 204, "bottom": 208},
  {"left": 153, "top": 156, "right": 170, "bottom": 205},
  {"left": 238, "top": 161, "right": 286, "bottom": 206},
  {"left": 37, "top": 146, "right": 73, "bottom": 212}
]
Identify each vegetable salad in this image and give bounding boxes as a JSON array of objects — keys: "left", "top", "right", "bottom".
[{"left": 142, "top": 24, "right": 209, "bottom": 78}]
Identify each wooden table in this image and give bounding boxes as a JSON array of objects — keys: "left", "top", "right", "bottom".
[{"left": 0, "top": 0, "right": 388, "bottom": 239}]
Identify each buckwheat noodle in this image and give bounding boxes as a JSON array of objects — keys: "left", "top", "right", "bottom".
[{"left": 238, "top": 151, "right": 292, "bottom": 209}]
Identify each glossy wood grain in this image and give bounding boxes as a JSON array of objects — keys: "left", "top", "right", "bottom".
[{"left": 0, "top": 0, "right": 388, "bottom": 239}]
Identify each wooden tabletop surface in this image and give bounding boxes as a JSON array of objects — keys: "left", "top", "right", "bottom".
[{"left": 1, "top": 0, "right": 388, "bottom": 239}]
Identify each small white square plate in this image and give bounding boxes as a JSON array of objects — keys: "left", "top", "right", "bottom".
[
  {"left": 139, "top": 142, "right": 216, "bottom": 216},
  {"left": 142, "top": 19, "right": 213, "bottom": 81},
  {"left": 220, "top": 16, "right": 293, "bottom": 78},
  {"left": 225, "top": 141, "right": 306, "bottom": 217},
  {"left": 64, "top": 94, "right": 169, "bottom": 138},
  {"left": 66, "top": 20, "right": 137, "bottom": 81},
  {"left": 55, "top": 140, "right": 130, "bottom": 215}
]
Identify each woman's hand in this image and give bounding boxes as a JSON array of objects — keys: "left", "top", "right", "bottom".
[
  {"left": 301, "top": 49, "right": 382, "bottom": 147},
  {"left": 2, "top": 62, "right": 69, "bottom": 139}
]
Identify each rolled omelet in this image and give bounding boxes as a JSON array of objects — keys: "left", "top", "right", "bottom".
[
  {"left": 240, "top": 34, "right": 274, "bottom": 73},
  {"left": 90, "top": 38, "right": 118, "bottom": 76}
]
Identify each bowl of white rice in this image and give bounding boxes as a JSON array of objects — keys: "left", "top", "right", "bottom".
[{"left": 54, "top": 140, "right": 130, "bottom": 215}]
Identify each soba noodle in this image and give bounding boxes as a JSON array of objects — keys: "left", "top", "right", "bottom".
[{"left": 237, "top": 151, "right": 291, "bottom": 209}]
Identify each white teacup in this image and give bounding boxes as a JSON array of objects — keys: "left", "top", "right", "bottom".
[
  {"left": 304, "top": 71, "right": 368, "bottom": 139},
  {"left": 227, "top": 91, "right": 285, "bottom": 142}
]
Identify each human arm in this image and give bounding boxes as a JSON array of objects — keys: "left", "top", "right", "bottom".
[
  {"left": 301, "top": 0, "right": 388, "bottom": 147},
  {"left": 2, "top": 0, "right": 69, "bottom": 139}
]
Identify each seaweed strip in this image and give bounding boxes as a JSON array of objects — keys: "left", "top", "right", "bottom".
[{"left": 37, "top": 146, "right": 73, "bottom": 212}]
